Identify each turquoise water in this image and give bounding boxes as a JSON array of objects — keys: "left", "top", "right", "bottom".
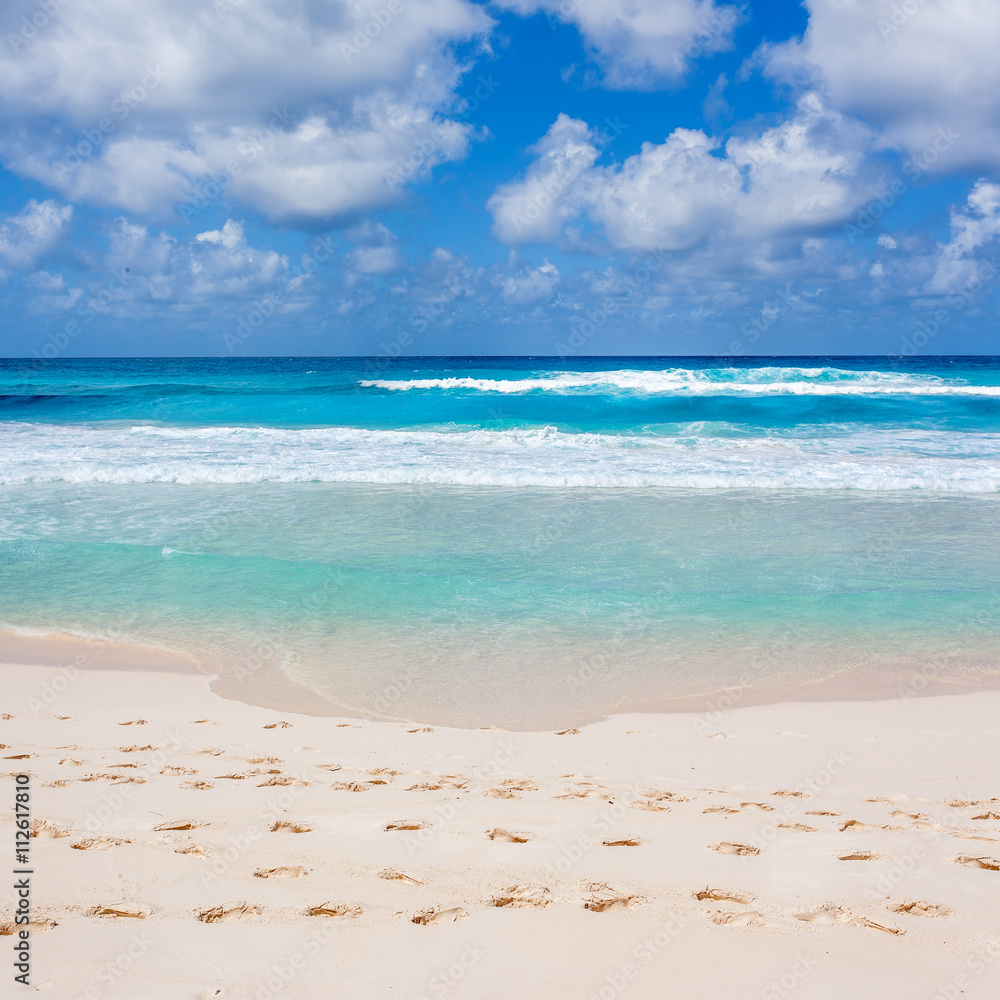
[{"left": 1, "top": 357, "right": 998, "bottom": 727}]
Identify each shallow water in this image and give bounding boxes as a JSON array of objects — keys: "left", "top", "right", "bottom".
[{"left": 1, "top": 357, "right": 998, "bottom": 727}]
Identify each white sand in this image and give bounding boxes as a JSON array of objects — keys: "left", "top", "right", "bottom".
[{"left": 3, "top": 662, "right": 1000, "bottom": 999}]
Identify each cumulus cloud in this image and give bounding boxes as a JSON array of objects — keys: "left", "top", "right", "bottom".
[
  {"left": 0, "top": 199, "right": 72, "bottom": 270},
  {"left": 87, "top": 217, "right": 291, "bottom": 313},
  {"left": 0, "top": 0, "right": 491, "bottom": 222},
  {"left": 764, "top": 0, "right": 1000, "bottom": 171},
  {"left": 927, "top": 180, "right": 1000, "bottom": 293},
  {"left": 499, "top": 258, "right": 560, "bottom": 304},
  {"left": 488, "top": 95, "right": 882, "bottom": 252},
  {"left": 494, "top": 0, "right": 740, "bottom": 88}
]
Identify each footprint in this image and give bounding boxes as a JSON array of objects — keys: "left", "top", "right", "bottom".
[
  {"left": 772, "top": 790, "right": 805, "bottom": 798},
  {"left": 890, "top": 810, "right": 928, "bottom": 821},
  {"left": 379, "top": 869, "right": 425, "bottom": 885},
  {"left": 384, "top": 820, "right": 429, "bottom": 832},
  {"left": 249, "top": 757, "right": 281, "bottom": 765},
  {"left": 336, "top": 724, "right": 361, "bottom": 729},
  {"left": 214, "top": 773, "right": 246, "bottom": 780},
  {"left": 369, "top": 767, "right": 400, "bottom": 777},
  {"left": 710, "top": 910, "right": 764, "bottom": 927},
  {"left": 154, "top": 820, "right": 204, "bottom": 831},
  {"left": 838, "top": 851, "right": 881, "bottom": 861},
  {"left": 175, "top": 844, "right": 213, "bottom": 858},
  {"left": 407, "top": 728, "right": 434, "bottom": 734},
  {"left": 839, "top": 820, "right": 864, "bottom": 832},
  {"left": 117, "top": 745, "right": 154, "bottom": 752},
  {"left": 109, "top": 763, "right": 139, "bottom": 769},
  {"left": 806, "top": 810, "right": 840, "bottom": 816},
  {"left": 271, "top": 821, "right": 311, "bottom": 833},
  {"left": 316, "top": 764, "right": 342, "bottom": 773},
  {"left": 118, "top": 720, "right": 147, "bottom": 726},
  {"left": 307, "top": 902, "right": 362, "bottom": 918},
  {"left": 90, "top": 906, "right": 149, "bottom": 919},
  {"left": 487, "top": 828, "right": 532, "bottom": 843},
  {"left": 198, "top": 904, "right": 261, "bottom": 923},
  {"left": 191, "top": 719, "right": 217, "bottom": 724},
  {"left": 264, "top": 722, "right": 292, "bottom": 729},
  {"left": 331, "top": 781, "right": 369, "bottom": 792},
  {"left": 200, "top": 748, "right": 224, "bottom": 756},
  {"left": 4, "top": 754, "right": 30, "bottom": 760},
  {"left": 406, "top": 782, "right": 443, "bottom": 792},
  {"left": 412, "top": 908, "right": 466, "bottom": 925},
  {"left": 795, "top": 903, "right": 902, "bottom": 934},
  {"left": 254, "top": 867, "right": 306, "bottom": 879},
  {"left": 500, "top": 778, "right": 538, "bottom": 792},
  {"left": 584, "top": 886, "right": 638, "bottom": 913},
  {"left": 555, "top": 729, "right": 581, "bottom": 736},
  {"left": 491, "top": 885, "right": 550, "bottom": 908},
  {"left": 710, "top": 842, "right": 760, "bottom": 856},
  {"left": 695, "top": 888, "right": 753, "bottom": 904},
  {"left": 778, "top": 823, "right": 817, "bottom": 833},
  {"left": 891, "top": 900, "right": 953, "bottom": 918},
  {"left": 643, "top": 789, "right": 689, "bottom": 802},
  {"left": 704, "top": 806, "right": 739, "bottom": 815},
  {"left": 31, "top": 820, "right": 69, "bottom": 839},
  {"left": 180, "top": 780, "right": 214, "bottom": 791},
  {"left": 258, "top": 776, "right": 308, "bottom": 786},
  {"left": 954, "top": 854, "right": 1000, "bottom": 871},
  {"left": 603, "top": 838, "right": 641, "bottom": 847},
  {"left": 58, "top": 758, "right": 82, "bottom": 766},
  {"left": 484, "top": 787, "right": 519, "bottom": 799},
  {"left": 162, "top": 766, "right": 199, "bottom": 776},
  {"left": 71, "top": 837, "right": 128, "bottom": 850},
  {"left": 972, "top": 812, "right": 1000, "bottom": 821},
  {"left": 0, "top": 919, "right": 56, "bottom": 935},
  {"left": 631, "top": 800, "right": 670, "bottom": 813},
  {"left": 741, "top": 802, "right": 774, "bottom": 812}
]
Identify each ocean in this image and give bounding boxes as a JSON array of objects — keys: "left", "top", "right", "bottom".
[{"left": 1, "top": 356, "right": 998, "bottom": 728}]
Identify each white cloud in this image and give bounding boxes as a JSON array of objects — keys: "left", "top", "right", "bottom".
[
  {"left": 0, "top": 0, "right": 491, "bottom": 221},
  {"left": 764, "top": 0, "right": 1000, "bottom": 171},
  {"left": 927, "top": 180, "right": 1000, "bottom": 293},
  {"left": 494, "top": 0, "right": 740, "bottom": 88},
  {"left": 877, "top": 234, "right": 897, "bottom": 249},
  {"left": 499, "top": 258, "right": 560, "bottom": 304},
  {"left": 0, "top": 199, "right": 72, "bottom": 270},
  {"left": 489, "top": 95, "right": 882, "bottom": 252},
  {"left": 90, "top": 217, "right": 290, "bottom": 310}
]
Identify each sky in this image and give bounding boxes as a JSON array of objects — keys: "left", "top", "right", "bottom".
[{"left": 0, "top": 0, "right": 998, "bottom": 358}]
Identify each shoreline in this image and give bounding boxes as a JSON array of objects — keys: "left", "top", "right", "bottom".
[
  {"left": 4, "top": 659, "right": 1000, "bottom": 998},
  {"left": 3, "top": 627, "right": 998, "bottom": 731}
]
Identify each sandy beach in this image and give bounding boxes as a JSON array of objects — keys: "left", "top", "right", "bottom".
[{"left": 3, "top": 661, "right": 1000, "bottom": 999}]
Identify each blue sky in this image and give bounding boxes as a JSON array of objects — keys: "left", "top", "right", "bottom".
[{"left": 0, "top": 0, "right": 998, "bottom": 358}]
